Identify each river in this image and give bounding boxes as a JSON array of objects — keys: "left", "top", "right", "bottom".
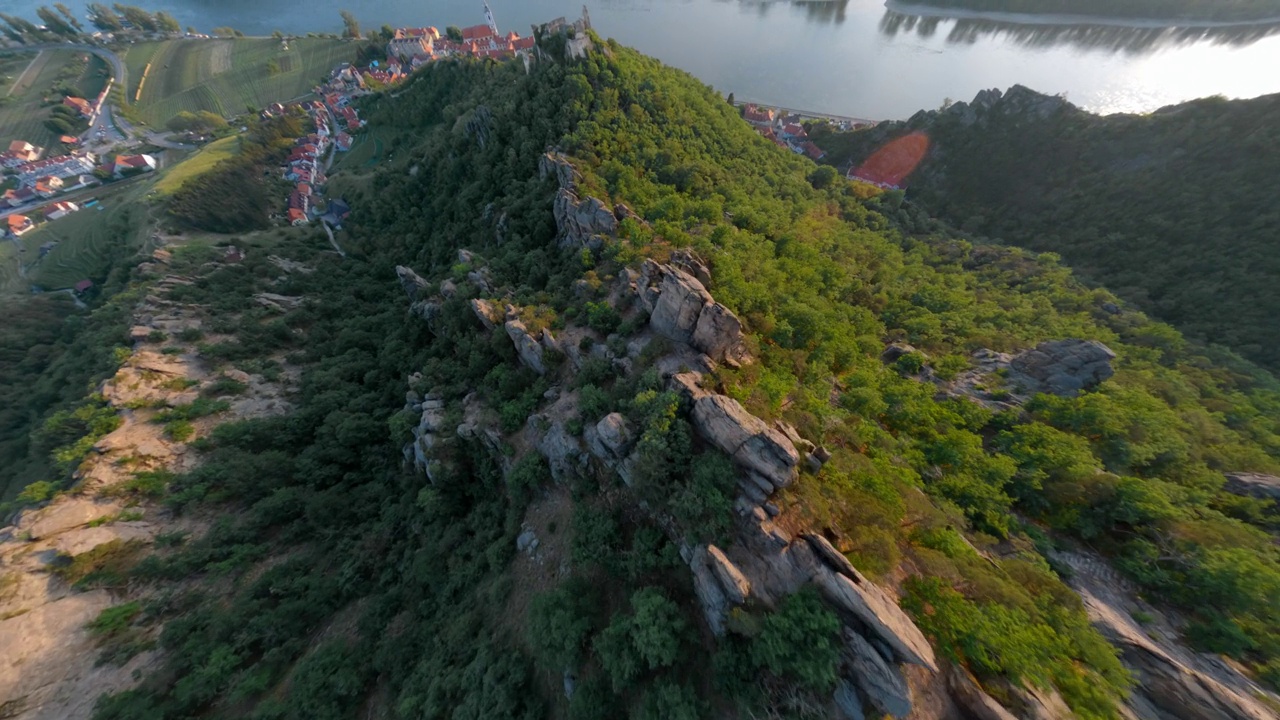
[{"left": 10, "top": 0, "right": 1280, "bottom": 118}]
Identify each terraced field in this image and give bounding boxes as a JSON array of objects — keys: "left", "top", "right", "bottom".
[
  {"left": 7, "top": 180, "right": 156, "bottom": 293},
  {"left": 0, "top": 49, "right": 88, "bottom": 151},
  {"left": 128, "top": 38, "right": 359, "bottom": 126}
]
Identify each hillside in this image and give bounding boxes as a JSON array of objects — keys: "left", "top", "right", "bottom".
[
  {"left": 812, "top": 87, "right": 1280, "bottom": 374},
  {"left": 2, "top": 34, "right": 1280, "bottom": 720},
  {"left": 121, "top": 38, "right": 358, "bottom": 126}
]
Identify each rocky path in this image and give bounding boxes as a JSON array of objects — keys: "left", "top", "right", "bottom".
[{"left": 0, "top": 260, "right": 296, "bottom": 719}]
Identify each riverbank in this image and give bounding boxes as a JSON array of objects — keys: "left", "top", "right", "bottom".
[{"left": 886, "top": 0, "right": 1280, "bottom": 28}]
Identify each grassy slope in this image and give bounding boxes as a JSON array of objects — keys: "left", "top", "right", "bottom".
[
  {"left": 128, "top": 38, "right": 358, "bottom": 126},
  {"left": 13, "top": 179, "right": 156, "bottom": 291},
  {"left": 816, "top": 91, "right": 1280, "bottom": 372},
  {"left": 0, "top": 49, "right": 83, "bottom": 150},
  {"left": 154, "top": 136, "right": 241, "bottom": 195}
]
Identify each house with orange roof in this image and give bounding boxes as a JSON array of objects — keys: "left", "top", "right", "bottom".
[
  {"left": 44, "top": 201, "right": 79, "bottom": 220},
  {"left": 63, "top": 96, "right": 93, "bottom": 118},
  {"left": 1, "top": 140, "right": 43, "bottom": 168},
  {"left": 34, "top": 176, "right": 64, "bottom": 198},
  {"left": 7, "top": 214, "right": 34, "bottom": 237}
]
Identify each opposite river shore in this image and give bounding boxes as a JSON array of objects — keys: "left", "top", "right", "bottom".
[{"left": 886, "top": 0, "right": 1280, "bottom": 28}]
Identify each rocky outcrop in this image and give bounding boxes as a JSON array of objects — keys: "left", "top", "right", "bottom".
[
  {"left": 937, "top": 340, "right": 1116, "bottom": 409},
  {"left": 689, "top": 394, "right": 800, "bottom": 501},
  {"left": 408, "top": 394, "right": 446, "bottom": 483},
  {"left": 584, "top": 412, "right": 633, "bottom": 461},
  {"left": 395, "top": 265, "right": 429, "bottom": 300},
  {"left": 637, "top": 260, "right": 751, "bottom": 366},
  {"left": 804, "top": 534, "right": 937, "bottom": 671},
  {"left": 464, "top": 105, "right": 494, "bottom": 149},
  {"left": 841, "top": 627, "right": 911, "bottom": 718},
  {"left": 470, "top": 298, "right": 501, "bottom": 330},
  {"left": 541, "top": 151, "right": 618, "bottom": 251},
  {"left": 1223, "top": 472, "right": 1280, "bottom": 502},
  {"left": 1008, "top": 339, "right": 1116, "bottom": 397},
  {"left": 0, "top": 270, "right": 298, "bottom": 720},
  {"left": 505, "top": 320, "right": 548, "bottom": 375},
  {"left": 1055, "top": 550, "right": 1278, "bottom": 720},
  {"left": 683, "top": 506, "right": 944, "bottom": 719},
  {"left": 947, "top": 669, "right": 1018, "bottom": 720}
]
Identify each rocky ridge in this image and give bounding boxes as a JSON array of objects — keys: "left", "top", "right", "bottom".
[
  {"left": 394, "top": 153, "right": 1278, "bottom": 720},
  {"left": 0, "top": 258, "right": 296, "bottom": 720}
]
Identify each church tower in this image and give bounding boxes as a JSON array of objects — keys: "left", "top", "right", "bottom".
[{"left": 483, "top": 0, "right": 499, "bottom": 36}]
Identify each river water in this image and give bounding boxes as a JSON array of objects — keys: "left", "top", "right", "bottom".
[{"left": 12, "top": 0, "right": 1280, "bottom": 118}]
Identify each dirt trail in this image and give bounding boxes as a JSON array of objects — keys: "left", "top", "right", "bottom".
[{"left": 0, "top": 257, "right": 298, "bottom": 719}]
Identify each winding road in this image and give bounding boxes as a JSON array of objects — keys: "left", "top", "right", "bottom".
[{"left": 0, "top": 42, "right": 125, "bottom": 86}]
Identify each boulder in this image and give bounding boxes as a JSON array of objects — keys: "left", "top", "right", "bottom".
[
  {"left": 834, "top": 680, "right": 867, "bottom": 720},
  {"left": 692, "top": 302, "right": 750, "bottom": 366},
  {"left": 691, "top": 395, "right": 799, "bottom": 491},
  {"left": 1008, "top": 339, "right": 1116, "bottom": 397},
  {"left": 505, "top": 320, "right": 547, "bottom": 375},
  {"left": 880, "top": 343, "right": 920, "bottom": 364},
  {"left": 22, "top": 498, "right": 124, "bottom": 541},
  {"left": 553, "top": 187, "right": 618, "bottom": 250},
  {"left": 537, "top": 420, "right": 583, "bottom": 482},
  {"left": 395, "top": 265, "right": 429, "bottom": 300},
  {"left": 947, "top": 668, "right": 1018, "bottom": 720},
  {"left": 804, "top": 534, "right": 859, "bottom": 580},
  {"left": 842, "top": 628, "right": 912, "bottom": 718},
  {"left": 689, "top": 546, "right": 731, "bottom": 636},
  {"left": 470, "top": 299, "right": 501, "bottom": 330},
  {"left": 670, "top": 248, "right": 712, "bottom": 287},
  {"left": 585, "top": 413, "right": 633, "bottom": 461},
  {"left": 812, "top": 567, "right": 938, "bottom": 672},
  {"left": 651, "top": 267, "right": 714, "bottom": 345},
  {"left": 538, "top": 150, "right": 581, "bottom": 189},
  {"left": 705, "top": 545, "right": 751, "bottom": 605},
  {"left": 1222, "top": 472, "right": 1280, "bottom": 502}
]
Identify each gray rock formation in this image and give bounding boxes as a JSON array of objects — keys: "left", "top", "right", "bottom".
[
  {"left": 670, "top": 248, "right": 712, "bottom": 287},
  {"left": 395, "top": 265, "right": 428, "bottom": 300},
  {"left": 470, "top": 298, "right": 501, "bottom": 330},
  {"left": 705, "top": 545, "right": 751, "bottom": 605},
  {"left": 463, "top": 105, "right": 494, "bottom": 149},
  {"left": 842, "top": 627, "right": 911, "bottom": 718},
  {"left": 834, "top": 680, "right": 867, "bottom": 720},
  {"left": 584, "top": 413, "right": 633, "bottom": 461},
  {"left": 690, "top": 394, "right": 799, "bottom": 495},
  {"left": 637, "top": 261, "right": 751, "bottom": 366},
  {"left": 1055, "top": 550, "right": 1278, "bottom": 720},
  {"left": 689, "top": 544, "right": 735, "bottom": 636},
  {"left": 946, "top": 669, "right": 1018, "bottom": 720},
  {"left": 408, "top": 395, "right": 446, "bottom": 483},
  {"left": 805, "top": 534, "right": 937, "bottom": 672},
  {"left": 650, "top": 265, "right": 713, "bottom": 345},
  {"left": 1008, "top": 339, "right": 1116, "bottom": 397},
  {"left": 504, "top": 320, "right": 547, "bottom": 375},
  {"left": 1223, "top": 472, "right": 1280, "bottom": 502},
  {"left": 538, "top": 150, "right": 581, "bottom": 189}
]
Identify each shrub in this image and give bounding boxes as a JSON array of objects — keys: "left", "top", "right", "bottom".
[{"left": 749, "top": 588, "right": 841, "bottom": 691}]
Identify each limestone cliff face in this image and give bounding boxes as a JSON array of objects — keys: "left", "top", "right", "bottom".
[{"left": 0, "top": 260, "right": 296, "bottom": 720}]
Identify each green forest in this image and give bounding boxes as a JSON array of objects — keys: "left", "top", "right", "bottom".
[
  {"left": 4, "top": 31, "right": 1280, "bottom": 720},
  {"left": 901, "top": 0, "right": 1280, "bottom": 22},
  {"left": 814, "top": 90, "right": 1280, "bottom": 375}
]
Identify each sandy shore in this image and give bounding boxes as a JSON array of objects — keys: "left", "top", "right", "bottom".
[{"left": 886, "top": 0, "right": 1280, "bottom": 29}]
